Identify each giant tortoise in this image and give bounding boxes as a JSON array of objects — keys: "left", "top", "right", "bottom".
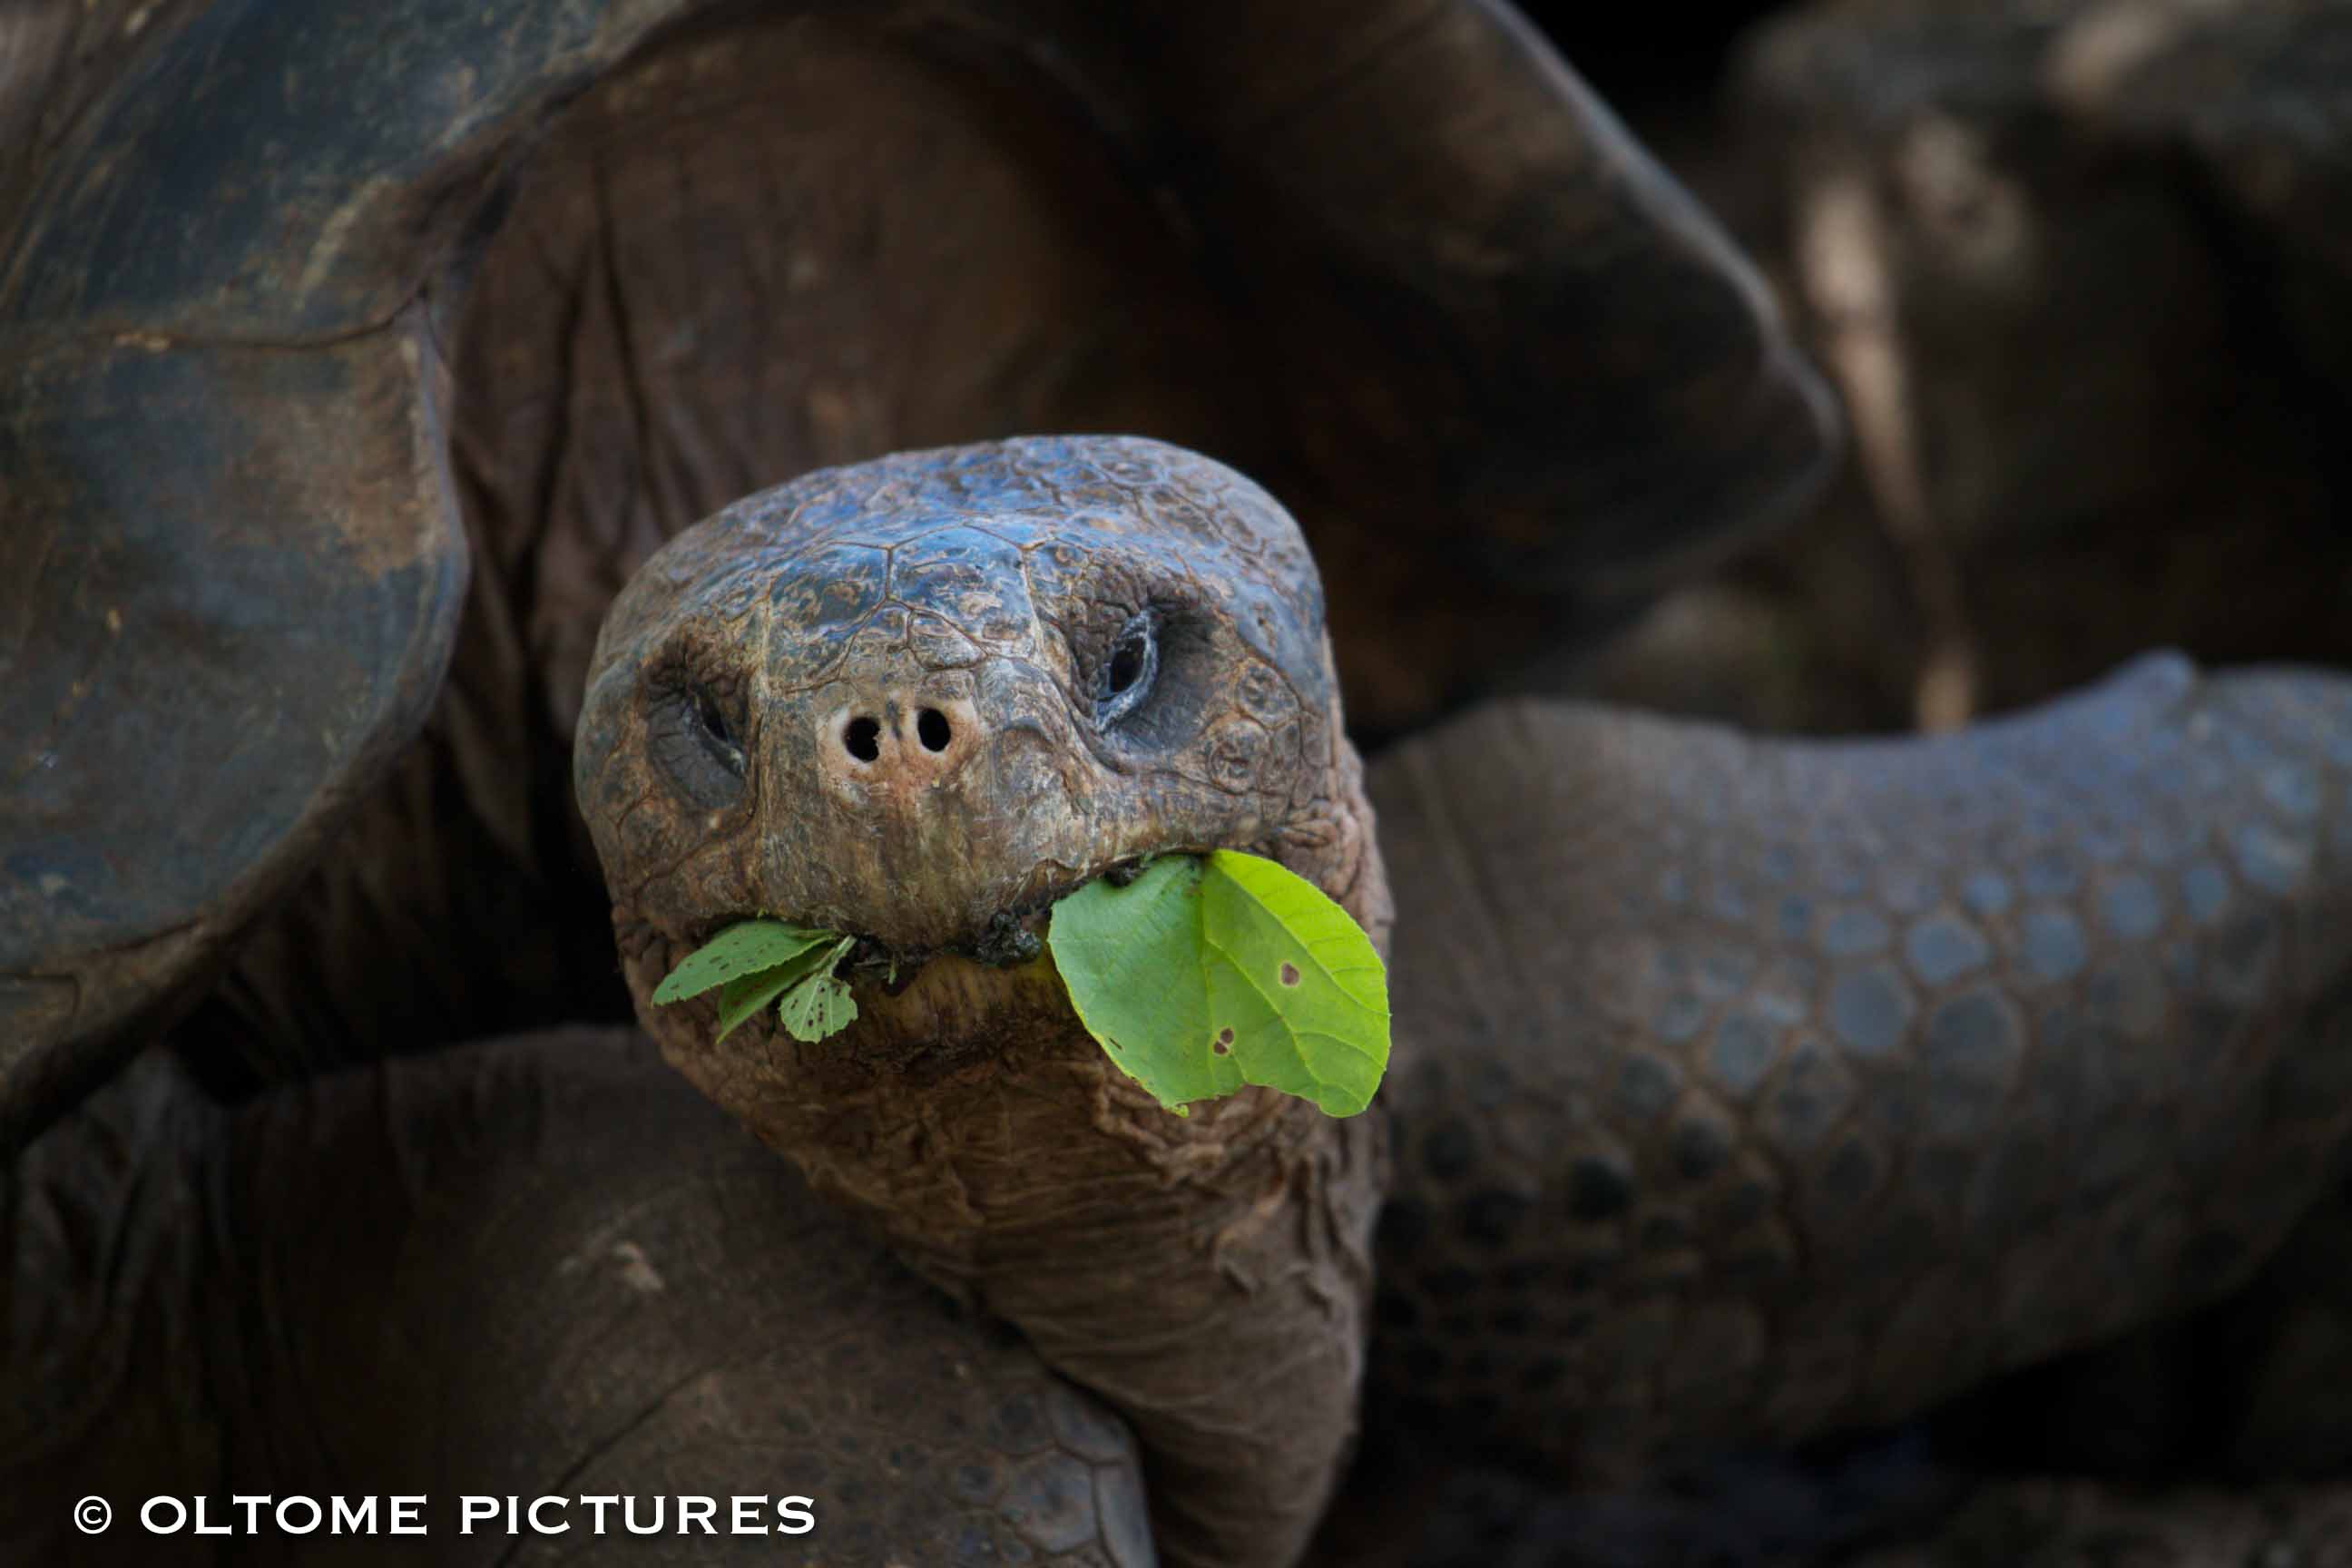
[{"left": 8, "top": 4, "right": 2352, "bottom": 1567}]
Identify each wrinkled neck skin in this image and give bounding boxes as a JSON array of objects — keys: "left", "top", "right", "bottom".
[{"left": 616, "top": 736, "right": 1391, "bottom": 1568}]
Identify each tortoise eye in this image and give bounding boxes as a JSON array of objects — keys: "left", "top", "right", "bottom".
[
  {"left": 1094, "top": 612, "right": 1158, "bottom": 730},
  {"left": 689, "top": 684, "right": 746, "bottom": 775},
  {"left": 651, "top": 676, "right": 749, "bottom": 808}
]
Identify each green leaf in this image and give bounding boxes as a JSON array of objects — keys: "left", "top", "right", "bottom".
[
  {"left": 776, "top": 937, "right": 859, "bottom": 1042},
  {"left": 714, "top": 965, "right": 803, "bottom": 1043},
  {"left": 1046, "top": 851, "right": 1389, "bottom": 1118},
  {"left": 708, "top": 936, "right": 848, "bottom": 1043},
  {"left": 652, "top": 920, "right": 835, "bottom": 1004},
  {"left": 657, "top": 923, "right": 860, "bottom": 1046}
]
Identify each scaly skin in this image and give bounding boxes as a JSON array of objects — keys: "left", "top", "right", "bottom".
[{"left": 1367, "top": 653, "right": 2352, "bottom": 1478}]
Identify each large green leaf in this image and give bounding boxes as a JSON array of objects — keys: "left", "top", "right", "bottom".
[
  {"left": 651, "top": 920, "right": 834, "bottom": 1004},
  {"left": 1046, "top": 851, "right": 1389, "bottom": 1117}
]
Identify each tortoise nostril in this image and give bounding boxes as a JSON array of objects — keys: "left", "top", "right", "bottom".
[
  {"left": 844, "top": 717, "right": 882, "bottom": 763},
  {"left": 917, "top": 708, "right": 952, "bottom": 753}
]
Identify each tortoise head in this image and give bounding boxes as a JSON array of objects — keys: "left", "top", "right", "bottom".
[
  {"left": 574, "top": 434, "right": 1388, "bottom": 1054},
  {"left": 574, "top": 437, "right": 1389, "bottom": 1568}
]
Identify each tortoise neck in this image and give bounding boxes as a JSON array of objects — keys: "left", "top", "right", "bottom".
[
  {"left": 622, "top": 731, "right": 1394, "bottom": 1568},
  {"left": 638, "top": 957, "right": 1384, "bottom": 1568}
]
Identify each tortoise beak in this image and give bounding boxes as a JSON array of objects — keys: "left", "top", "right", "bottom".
[{"left": 756, "top": 654, "right": 1111, "bottom": 954}]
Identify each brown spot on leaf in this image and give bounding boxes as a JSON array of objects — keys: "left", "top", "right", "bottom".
[
  {"left": 1279, "top": 962, "right": 1301, "bottom": 987},
  {"left": 1214, "top": 1028, "right": 1234, "bottom": 1055}
]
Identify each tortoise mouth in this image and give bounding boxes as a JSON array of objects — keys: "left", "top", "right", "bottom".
[
  {"left": 642, "top": 818, "right": 1322, "bottom": 1076},
  {"left": 673, "top": 830, "right": 1276, "bottom": 986}
]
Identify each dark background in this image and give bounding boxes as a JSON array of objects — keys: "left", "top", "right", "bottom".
[{"left": 1529, "top": 3, "right": 1790, "bottom": 127}]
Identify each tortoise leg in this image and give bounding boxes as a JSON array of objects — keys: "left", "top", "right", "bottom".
[
  {"left": 1, "top": 1030, "right": 1154, "bottom": 1567},
  {"left": 1361, "top": 654, "right": 2352, "bottom": 1479}
]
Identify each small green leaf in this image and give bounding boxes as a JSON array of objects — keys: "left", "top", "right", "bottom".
[
  {"left": 709, "top": 936, "right": 849, "bottom": 1042},
  {"left": 657, "top": 923, "right": 861, "bottom": 1046},
  {"left": 776, "top": 936, "right": 859, "bottom": 1042},
  {"left": 652, "top": 920, "right": 835, "bottom": 1004},
  {"left": 714, "top": 965, "right": 802, "bottom": 1043},
  {"left": 1046, "top": 851, "right": 1388, "bottom": 1118}
]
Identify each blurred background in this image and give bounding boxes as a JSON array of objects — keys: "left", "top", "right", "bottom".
[{"left": 1527, "top": 0, "right": 2352, "bottom": 740}]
